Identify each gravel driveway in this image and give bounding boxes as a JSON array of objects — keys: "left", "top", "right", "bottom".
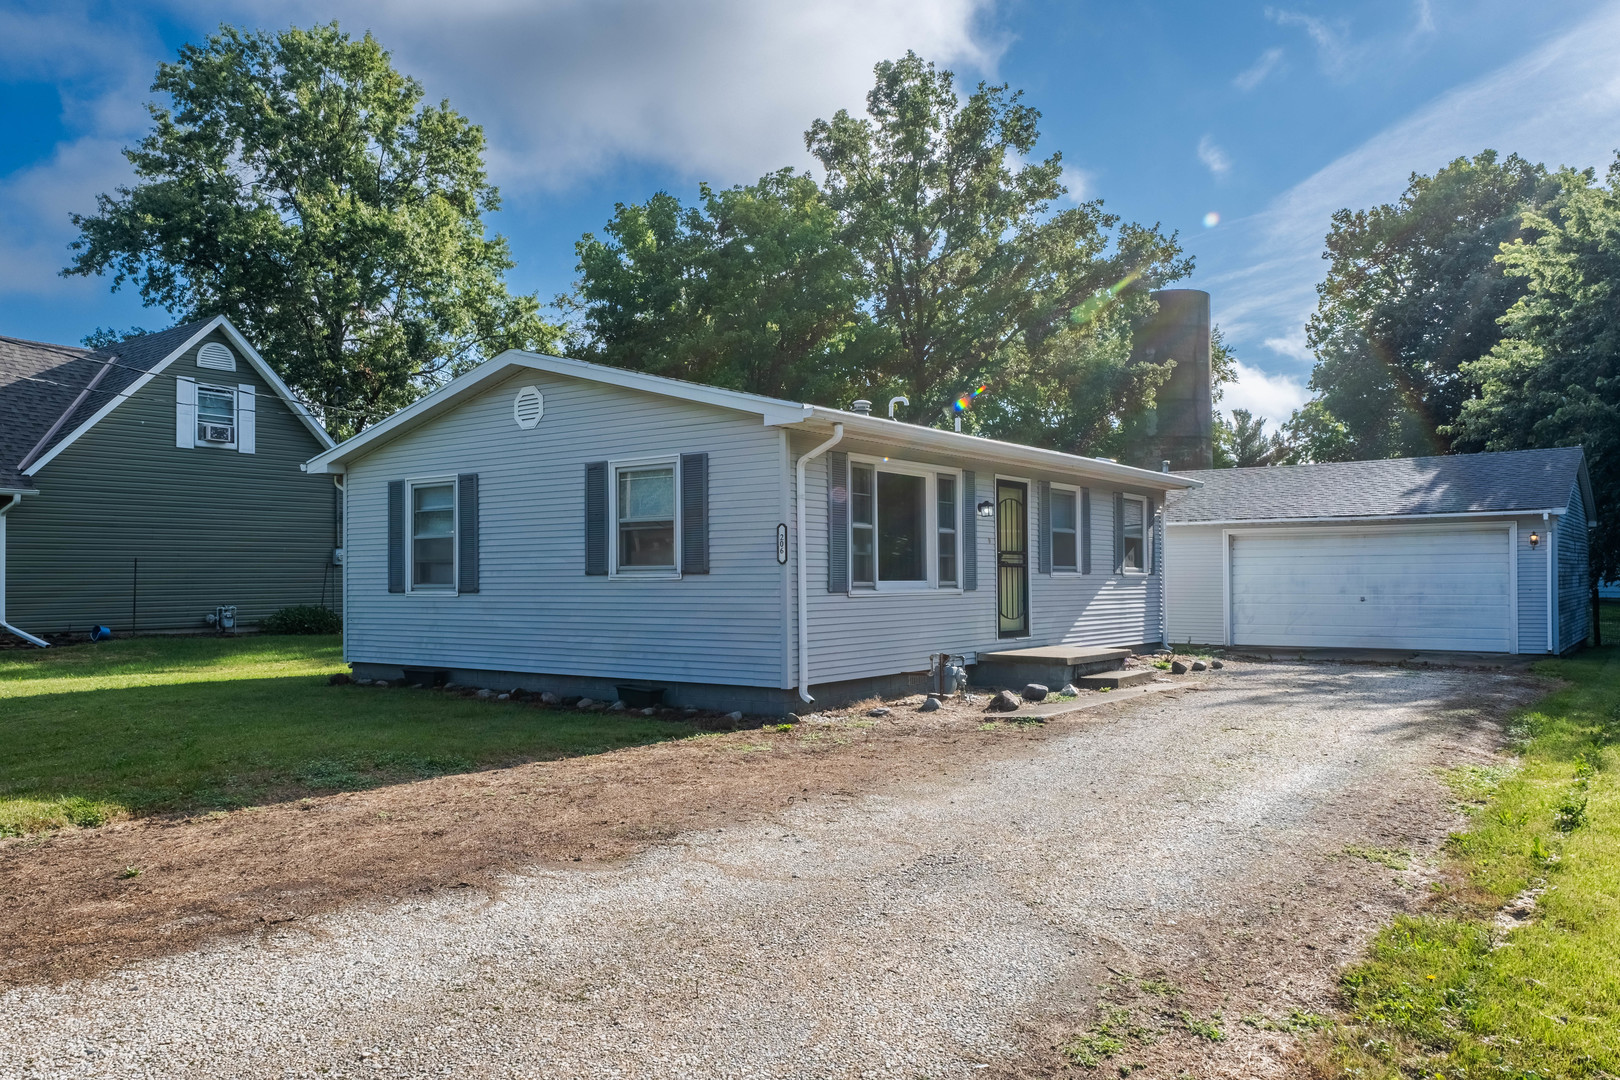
[{"left": 1, "top": 663, "right": 1532, "bottom": 1079}]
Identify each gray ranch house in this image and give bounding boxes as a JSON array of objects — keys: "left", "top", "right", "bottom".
[
  {"left": 303, "top": 351, "right": 1199, "bottom": 712},
  {"left": 1164, "top": 448, "right": 1594, "bottom": 655},
  {"left": 0, "top": 317, "right": 339, "bottom": 643}
]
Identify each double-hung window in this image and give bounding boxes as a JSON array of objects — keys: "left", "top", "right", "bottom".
[
  {"left": 1051, "top": 488, "right": 1077, "bottom": 571},
  {"left": 849, "top": 460, "right": 959, "bottom": 589},
  {"left": 615, "top": 462, "right": 677, "bottom": 572},
  {"left": 1122, "top": 494, "right": 1148, "bottom": 573},
  {"left": 196, "top": 385, "right": 236, "bottom": 446},
  {"left": 411, "top": 482, "right": 456, "bottom": 589}
]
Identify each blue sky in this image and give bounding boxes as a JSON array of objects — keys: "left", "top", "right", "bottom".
[{"left": 3, "top": 0, "right": 1619, "bottom": 423}]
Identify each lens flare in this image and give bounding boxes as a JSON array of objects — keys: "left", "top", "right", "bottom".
[
  {"left": 951, "top": 384, "right": 989, "bottom": 413},
  {"left": 1202, "top": 211, "right": 1220, "bottom": 228}
]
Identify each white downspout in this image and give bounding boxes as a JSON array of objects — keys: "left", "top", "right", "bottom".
[
  {"left": 0, "top": 496, "right": 47, "bottom": 648},
  {"left": 1545, "top": 511, "right": 1554, "bottom": 654},
  {"left": 796, "top": 423, "right": 844, "bottom": 704}
]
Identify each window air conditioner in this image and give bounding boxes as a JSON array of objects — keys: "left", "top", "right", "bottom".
[{"left": 201, "top": 424, "right": 235, "bottom": 443}]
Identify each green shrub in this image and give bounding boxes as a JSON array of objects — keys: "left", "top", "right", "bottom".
[{"left": 260, "top": 605, "right": 341, "bottom": 635}]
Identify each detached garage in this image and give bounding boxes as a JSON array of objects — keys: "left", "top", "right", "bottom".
[{"left": 1164, "top": 448, "right": 1594, "bottom": 655}]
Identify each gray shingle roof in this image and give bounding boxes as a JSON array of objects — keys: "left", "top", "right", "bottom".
[
  {"left": 1165, "top": 447, "right": 1590, "bottom": 523},
  {"left": 0, "top": 322, "right": 208, "bottom": 488}
]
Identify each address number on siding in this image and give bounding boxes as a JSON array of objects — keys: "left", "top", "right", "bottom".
[{"left": 776, "top": 523, "right": 788, "bottom": 564}]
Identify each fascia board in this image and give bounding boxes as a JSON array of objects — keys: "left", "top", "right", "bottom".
[
  {"left": 1165, "top": 508, "right": 1566, "bottom": 527},
  {"left": 213, "top": 320, "right": 336, "bottom": 449}
]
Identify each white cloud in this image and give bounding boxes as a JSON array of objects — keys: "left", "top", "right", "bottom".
[
  {"left": 1197, "top": 135, "right": 1231, "bottom": 179},
  {"left": 176, "top": 0, "right": 1005, "bottom": 190},
  {"left": 1060, "top": 164, "right": 1094, "bottom": 202},
  {"left": 1412, "top": 0, "right": 1436, "bottom": 36},
  {"left": 1222, "top": 360, "right": 1309, "bottom": 426},
  {"left": 1203, "top": 0, "right": 1620, "bottom": 391},
  {"left": 1267, "top": 8, "right": 1351, "bottom": 76},
  {"left": 1233, "top": 47, "right": 1283, "bottom": 92}
]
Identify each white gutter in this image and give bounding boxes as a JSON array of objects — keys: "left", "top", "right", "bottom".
[
  {"left": 1166, "top": 508, "right": 1567, "bottom": 527},
  {"left": 0, "top": 496, "right": 47, "bottom": 647},
  {"left": 795, "top": 423, "right": 844, "bottom": 704}
]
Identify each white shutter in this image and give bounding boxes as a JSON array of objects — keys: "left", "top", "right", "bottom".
[
  {"left": 175, "top": 377, "right": 197, "bottom": 448},
  {"left": 236, "top": 384, "right": 256, "bottom": 454}
]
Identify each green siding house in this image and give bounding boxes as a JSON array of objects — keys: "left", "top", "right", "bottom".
[{"left": 0, "top": 317, "right": 339, "bottom": 643}]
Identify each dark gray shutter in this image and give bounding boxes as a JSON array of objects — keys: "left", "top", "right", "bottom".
[
  {"left": 585, "top": 461, "right": 608, "bottom": 576},
  {"left": 1080, "top": 488, "right": 1092, "bottom": 575},
  {"left": 962, "top": 470, "right": 977, "bottom": 591},
  {"left": 826, "top": 451, "right": 848, "bottom": 593},
  {"left": 457, "top": 473, "right": 479, "bottom": 593},
  {"left": 1113, "top": 491, "right": 1126, "bottom": 574},
  {"left": 387, "top": 480, "right": 405, "bottom": 593},
  {"left": 1147, "top": 498, "right": 1157, "bottom": 575},
  {"left": 680, "top": 452, "right": 709, "bottom": 575},
  {"left": 1037, "top": 480, "right": 1052, "bottom": 575}
]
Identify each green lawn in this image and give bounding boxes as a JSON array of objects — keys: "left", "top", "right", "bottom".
[
  {"left": 1328, "top": 605, "right": 1620, "bottom": 1078},
  {"left": 0, "top": 635, "right": 697, "bottom": 836}
]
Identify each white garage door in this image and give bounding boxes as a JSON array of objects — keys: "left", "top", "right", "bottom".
[{"left": 1230, "top": 526, "right": 1513, "bottom": 652}]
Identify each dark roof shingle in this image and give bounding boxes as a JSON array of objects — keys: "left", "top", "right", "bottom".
[{"left": 1165, "top": 448, "right": 1589, "bottom": 523}]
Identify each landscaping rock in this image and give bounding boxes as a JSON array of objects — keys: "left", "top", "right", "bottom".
[
  {"left": 1021, "top": 683, "right": 1048, "bottom": 702},
  {"left": 683, "top": 707, "right": 698, "bottom": 716},
  {"left": 475, "top": 688, "right": 494, "bottom": 698},
  {"left": 576, "top": 698, "right": 597, "bottom": 709},
  {"left": 442, "top": 683, "right": 459, "bottom": 691},
  {"left": 640, "top": 707, "right": 657, "bottom": 716},
  {"left": 609, "top": 700, "right": 626, "bottom": 711},
  {"left": 1190, "top": 660, "right": 1207, "bottom": 672},
  {"left": 1170, "top": 661, "right": 1189, "bottom": 675},
  {"left": 355, "top": 678, "right": 373, "bottom": 686},
  {"left": 1211, "top": 660, "right": 1224, "bottom": 670},
  {"left": 867, "top": 707, "right": 891, "bottom": 717},
  {"left": 328, "top": 673, "right": 353, "bottom": 686},
  {"left": 987, "top": 689, "right": 1022, "bottom": 712},
  {"left": 919, "top": 695, "right": 941, "bottom": 712},
  {"left": 1060, "top": 683, "right": 1080, "bottom": 696},
  {"left": 496, "top": 693, "right": 511, "bottom": 701},
  {"left": 539, "top": 692, "right": 560, "bottom": 705},
  {"left": 724, "top": 711, "right": 744, "bottom": 722}
]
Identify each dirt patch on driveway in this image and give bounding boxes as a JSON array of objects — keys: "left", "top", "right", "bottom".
[
  {"left": 0, "top": 686, "right": 1140, "bottom": 988},
  {"left": 0, "top": 664, "right": 1544, "bottom": 1079}
]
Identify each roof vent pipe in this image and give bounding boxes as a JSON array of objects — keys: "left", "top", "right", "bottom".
[
  {"left": 1161, "top": 460, "right": 1171, "bottom": 473},
  {"left": 888, "top": 396, "right": 909, "bottom": 420},
  {"left": 850, "top": 399, "right": 872, "bottom": 415}
]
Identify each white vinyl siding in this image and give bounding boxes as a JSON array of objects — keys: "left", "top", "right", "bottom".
[
  {"left": 343, "top": 372, "right": 786, "bottom": 687},
  {"left": 1229, "top": 526, "right": 1513, "bottom": 651},
  {"left": 1164, "top": 524, "right": 1226, "bottom": 646}
]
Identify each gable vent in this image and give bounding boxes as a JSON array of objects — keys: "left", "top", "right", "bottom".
[
  {"left": 513, "top": 385, "right": 544, "bottom": 429},
  {"left": 197, "top": 342, "right": 236, "bottom": 371}
]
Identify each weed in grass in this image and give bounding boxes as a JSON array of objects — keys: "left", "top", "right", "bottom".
[
  {"left": 979, "top": 722, "right": 1001, "bottom": 732},
  {"left": 1153, "top": 661, "right": 1171, "bottom": 670},
  {"left": 1179, "top": 1011, "right": 1224, "bottom": 1041},
  {"left": 1139, "top": 977, "right": 1179, "bottom": 996},
  {"left": 773, "top": 724, "right": 793, "bottom": 733},
  {"left": 1061, "top": 1007, "right": 1155, "bottom": 1069},
  {"left": 1342, "top": 845, "right": 1413, "bottom": 870},
  {"left": 118, "top": 865, "right": 140, "bottom": 879},
  {"left": 1443, "top": 762, "right": 1517, "bottom": 807}
]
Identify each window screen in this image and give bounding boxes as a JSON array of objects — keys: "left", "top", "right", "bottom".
[
  {"left": 1051, "top": 489, "right": 1077, "bottom": 571},
  {"left": 412, "top": 483, "right": 456, "bottom": 588}
]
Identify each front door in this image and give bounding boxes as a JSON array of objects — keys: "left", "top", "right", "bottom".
[{"left": 997, "top": 480, "right": 1029, "bottom": 638}]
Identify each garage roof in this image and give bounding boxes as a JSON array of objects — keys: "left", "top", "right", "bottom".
[{"left": 1165, "top": 447, "right": 1593, "bottom": 523}]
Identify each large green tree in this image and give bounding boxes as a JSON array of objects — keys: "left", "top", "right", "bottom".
[
  {"left": 571, "top": 52, "right": 1189, "bottom": 454},
  {"left": 64, "top": 23, "right": 557, "bottom": 437},
  {"left": 1300, "top": 151, "right": 1561, "bottom": 460},
  {"left": 1449, "top": 158, "right": 1619, "bottom": 581},
  {"left": 569, "top": 169, "right": 872, "bottom": 403}
]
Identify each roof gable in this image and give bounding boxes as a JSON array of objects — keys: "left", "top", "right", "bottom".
[
  {"left": 1165, "top": 448, "right": 1591, "bottom": 523},
  {"left": 13, "top": 317, "right": 334, "bottom": 479}
]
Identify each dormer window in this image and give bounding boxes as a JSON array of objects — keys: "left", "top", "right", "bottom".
[{"left": 196, "top": 385, "right": 236, "bottom": 446}]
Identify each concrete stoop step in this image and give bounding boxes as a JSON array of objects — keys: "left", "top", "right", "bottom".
[
  {"left": 973, "top": 644, "right": 1134, "bottom": 690},
  {"left": 1075, "top": 667, "right": 1156, "bottom": 690}
]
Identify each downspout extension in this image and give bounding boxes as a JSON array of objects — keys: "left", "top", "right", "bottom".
[{"left": 796, "top": 424, "right": 844, "bottom": 704}]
